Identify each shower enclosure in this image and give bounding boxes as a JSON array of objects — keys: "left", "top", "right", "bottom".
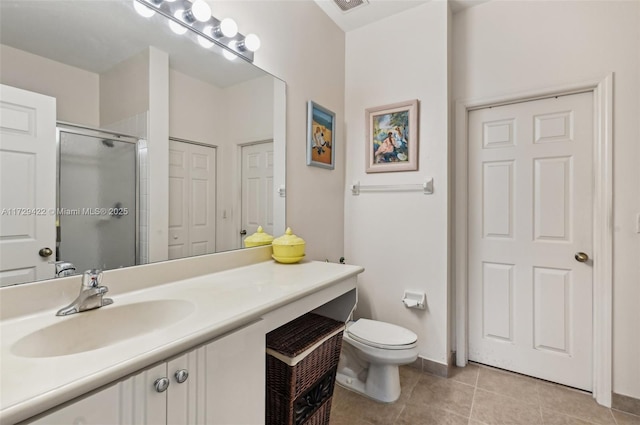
[{"left": 57, "top": 125, "right": 139, "bottom": 274}]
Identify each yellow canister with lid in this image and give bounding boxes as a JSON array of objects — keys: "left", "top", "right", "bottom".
[
  {"left": 243, "top": 226, "right": 274, "bottom": 248},
  {"left": 272, "top": 227, "right": 305, "bottom": 263}
]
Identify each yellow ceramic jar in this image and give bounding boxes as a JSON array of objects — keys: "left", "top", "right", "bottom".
[
  {"left": 243, "top": 226, "right": 274, "bottom": 248},
  {"left": 272, "top": 227, "right": 305, "bottom": 263}
]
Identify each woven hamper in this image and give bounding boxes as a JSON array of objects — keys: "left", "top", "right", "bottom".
[{"left": 266, "top": 312, "right": 345, "bottom": 425}]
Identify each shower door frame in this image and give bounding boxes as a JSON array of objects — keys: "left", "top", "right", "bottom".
[{"left": 56, "top": 122, "right": 141, "bottom": 269}]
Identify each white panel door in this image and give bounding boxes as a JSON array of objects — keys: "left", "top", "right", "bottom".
[
  {"left": 0, "top": 84, "right": 56, "bottom": 286},
  {"left": 168, "top": 140, "right": 216, "bottom": 260},
  {"left": 468, "top": 92, "right": 594, "bottom": 390},
  {"left": 241, "top": 142, "right": 273, "bottom": 245},
  {"left": 168, "top": 142, "right": 188, "bottom": 260}
]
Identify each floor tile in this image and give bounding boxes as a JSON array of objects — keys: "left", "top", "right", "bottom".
[
  {"left": 397, "top": 365, "right": 423, "bottom": 402},
  {"left": 331, "top": 384, "right": 404, "bottom": 425},
  {"left": 542, "top": 409, "right": 597, "bottom": 425},
  {"left": 477, "top": 366, "right": 539, "bottom": 404},
  {"left": 538, "top": 382, "right": 616, "bottom": 425},
  {"left": 449, "top": 362, "right": 480, "bottom": 386},
  {"left": 407, "top": 372, "right": 475, "bottom": 418},
  {"left": 470, "top": 388, "right": 543, "bottom": 425},
  {"left": 395, "top": 403, "right": 469, "bottom": 425},
  {"left": 612, "top": 410, "right": 640, "bottom": 425},
  {"left": 330, "top": 362, "right": 624, "bottom": 425}
]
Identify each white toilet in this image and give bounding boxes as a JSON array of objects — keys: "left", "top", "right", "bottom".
[{"left": 336, "top": 318, "right": 418, "bottom": 403}]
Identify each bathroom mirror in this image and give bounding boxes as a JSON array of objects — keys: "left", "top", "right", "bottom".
[{"left": 0, "top": 0, "right": 286, "bottom": 286}]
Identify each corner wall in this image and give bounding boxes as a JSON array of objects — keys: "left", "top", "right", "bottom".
[
  {"left": 453, "top": 0, "right": 640, "bottom": 399},
  {"left": 344, "top": 1, "right": 451, "bottom": 365}
]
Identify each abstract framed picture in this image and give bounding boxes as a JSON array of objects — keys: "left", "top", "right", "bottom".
[
  {"left": 307, "top": 100, "right": 335, "bottom": 170},
  {"left": 365, "top": 99, "right": 419, "bottom": 173}
]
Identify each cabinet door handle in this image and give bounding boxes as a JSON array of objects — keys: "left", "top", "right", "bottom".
[
  {"left": 174, "top": 369, "right": 189, "bottom": 384},
  {"left": 153, "top": 377, "right": 170, "bottom": 393}
]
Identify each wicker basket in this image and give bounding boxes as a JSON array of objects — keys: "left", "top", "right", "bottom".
[{"left": 266, "top": 313, "right": 345, "bottom": 425}]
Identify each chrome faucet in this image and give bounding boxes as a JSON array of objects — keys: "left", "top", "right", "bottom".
[{"left": 56, "top": 269, "right": 113, "bottom": 316}]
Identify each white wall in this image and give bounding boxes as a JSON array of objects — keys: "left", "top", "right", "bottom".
[
  {"left": 169, "top": 69, "right": 225, "bottom": 145},
  {"left": 453, "top": 0, "right": 640, "bottom": 399},
  {"left": 344, "top": 1, "right": 451, "bottom": 365},
  {"left": 99, "top": 49, "right": 150, "bottom": 127},
  {"left": 147, "top": 47, "right": 170, "bottom": 263},
  {"left": 0, "top": 44, "right": 99, "bottom": 126},
  {"left": 212, "top": 0, "right": 346, "bottom": 261}
]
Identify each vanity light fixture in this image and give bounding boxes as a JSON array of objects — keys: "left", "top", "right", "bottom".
[
  {"left": 212, "top": 18, "right": 238, "bottom": 38},
  {"left": 237, "top": 33, "right": 261, "bottom": 52},
  {"left": 183, "top": 0, "right": 211, "bottom": 23},
  {"left": 169, "top": 10, "right": 188, "bottom": 34},
  {"left": 133, "top": 0, "right": 155, "bottom": 18},
  {"left": 133, "top": 0, "right": 260, "bottom": 62},
  {"left": 222, "top": 47, "right": 238, "bottom": 61},
  {"left": 197, "top": 28, "right": 214, "bottom": 48}
]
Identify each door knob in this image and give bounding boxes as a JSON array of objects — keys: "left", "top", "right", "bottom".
[
  {"left": 39, "top": 247, "right": 53, "bottom": 257},
  {"left": 575, "top": 252, "right": 589, "bottom": 263},
  {"left": 240, "top": 230, "right": 247, "bottom": 236}
]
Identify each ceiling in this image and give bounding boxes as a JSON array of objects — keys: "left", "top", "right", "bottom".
[{"left": 313, "top": 0, "right": 490, "bottom": 32}]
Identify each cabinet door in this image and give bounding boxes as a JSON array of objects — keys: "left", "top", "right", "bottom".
[
  {"left": 204, "top": 320, "right": 265, "bottom": 425},
  {"left": 25, "top": 383, "right": 122, "bottom": 425},
  {"left": 167, "top": 348, "right": 205, "bottom": 424},
  {"left": 24, "top": 363, "right": 167, "bottom": 425},
  {"left": 120, "top": 362, "right": 167, "bottom": 425}
]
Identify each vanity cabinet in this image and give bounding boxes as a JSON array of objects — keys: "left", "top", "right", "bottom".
[{"left": 24, "top": 320, "right": 265, "bottom": 425}]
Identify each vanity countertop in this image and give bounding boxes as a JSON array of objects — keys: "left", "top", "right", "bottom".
[{"left": 0, "top": 260, "right": 363, "bottom": 424}]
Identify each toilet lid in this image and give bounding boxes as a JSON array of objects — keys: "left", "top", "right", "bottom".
[{"left": 347, "top": 319, "right": 417, "bottom": 348}]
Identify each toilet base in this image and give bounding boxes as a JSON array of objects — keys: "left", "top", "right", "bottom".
[{"left": 336, "top": 363, "right": 401, "bottom": 403}]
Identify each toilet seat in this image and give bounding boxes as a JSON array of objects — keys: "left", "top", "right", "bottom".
[{"left": 347, "top": 319, "right": 417, "bottom": 350}]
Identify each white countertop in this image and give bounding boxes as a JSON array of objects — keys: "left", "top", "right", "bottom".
[{"left": 0, "top": 260, "right": 363, "bottom": 424}]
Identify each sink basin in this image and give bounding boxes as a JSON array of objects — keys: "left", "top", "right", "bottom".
[{"left": 11, "top": 300, "right": 196, "bottom": 358}]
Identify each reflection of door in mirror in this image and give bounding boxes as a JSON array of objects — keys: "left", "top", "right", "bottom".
[
  {"left": 241, "top": 142, "right": 274, "bottom": 247},
  {"left": 58, "top": 129, "right": 138, "bottom": 274},
  {"left": 0, "top": 84, "right": 56, "bottom": 287},
  {"left": 168, "top": 139, "right": 217, "bottom": 260}
]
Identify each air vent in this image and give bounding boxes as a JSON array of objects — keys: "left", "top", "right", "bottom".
[{"left": 333, "top": 0, "right": 368, "bottom": 13}]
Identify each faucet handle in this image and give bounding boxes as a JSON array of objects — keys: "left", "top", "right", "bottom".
[{"left": 82, "top": 269, "right": 103, "bottom": 288}]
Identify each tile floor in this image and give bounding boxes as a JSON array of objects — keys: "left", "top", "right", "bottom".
[{"left": 329, "top": 363, "right": 640, "bottom": 425}]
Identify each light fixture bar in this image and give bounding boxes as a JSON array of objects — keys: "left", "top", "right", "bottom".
[{"left": 133, "top": 0, "right": 255, "bottom": 62}]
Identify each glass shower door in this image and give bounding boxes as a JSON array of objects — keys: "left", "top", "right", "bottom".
[{"left": 58, "top": 130, "right": 137, "bottom": 273}]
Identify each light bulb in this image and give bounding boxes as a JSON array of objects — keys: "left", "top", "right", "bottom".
[
  {"left": 198, "top": 27, "right": 214, "bottom": 48},
  {"left": 223, "top": 42, "right": 238, "bottom": 61},
  {"left": 133, "top": 0, "right": 155, "bottom": 18},
  {"left": 169, "top": 11, "right": 188, "bottom": 34},
  {"left": 222, "top": 49, "right": 237, "bottom": 61},
  {"left": 219, "top": 18, "right": 238, "bottom": 38},
  {"left": 243, "top": 33, "right": 261, "bottom": 52},
  {"left": 190, "top": 0, "right": 211, "bottom": 22}
]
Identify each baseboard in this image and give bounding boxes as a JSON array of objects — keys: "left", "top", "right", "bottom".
[
  {"left": 612, "top": 392, "right": 640, "bottom": 416},
  {"left": 413, "top": 355, "right": 450, "bottom": 378}
]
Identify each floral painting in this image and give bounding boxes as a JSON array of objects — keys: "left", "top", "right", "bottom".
[
  {"left": 307, "top": 101, "right": 335, "bottom": 170},
  {"left": 366, "top": 100, "right": 419, "bottom": 173}
]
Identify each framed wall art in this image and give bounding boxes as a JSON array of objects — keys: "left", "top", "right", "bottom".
[
  {"left": 307, "top": 100, "right": 335, "bottom": 170},
  {"left": 365, "top": 99, "right": 419, "bottom": 173}
]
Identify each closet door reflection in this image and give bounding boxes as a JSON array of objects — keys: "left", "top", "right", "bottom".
[{"left": 58, "top": 131, "right": 137, "bottom": 274}]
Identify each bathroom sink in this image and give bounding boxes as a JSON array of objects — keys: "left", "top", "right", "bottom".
[{"left": 11, "top": 300, "right": 196, "bottom": 358}]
